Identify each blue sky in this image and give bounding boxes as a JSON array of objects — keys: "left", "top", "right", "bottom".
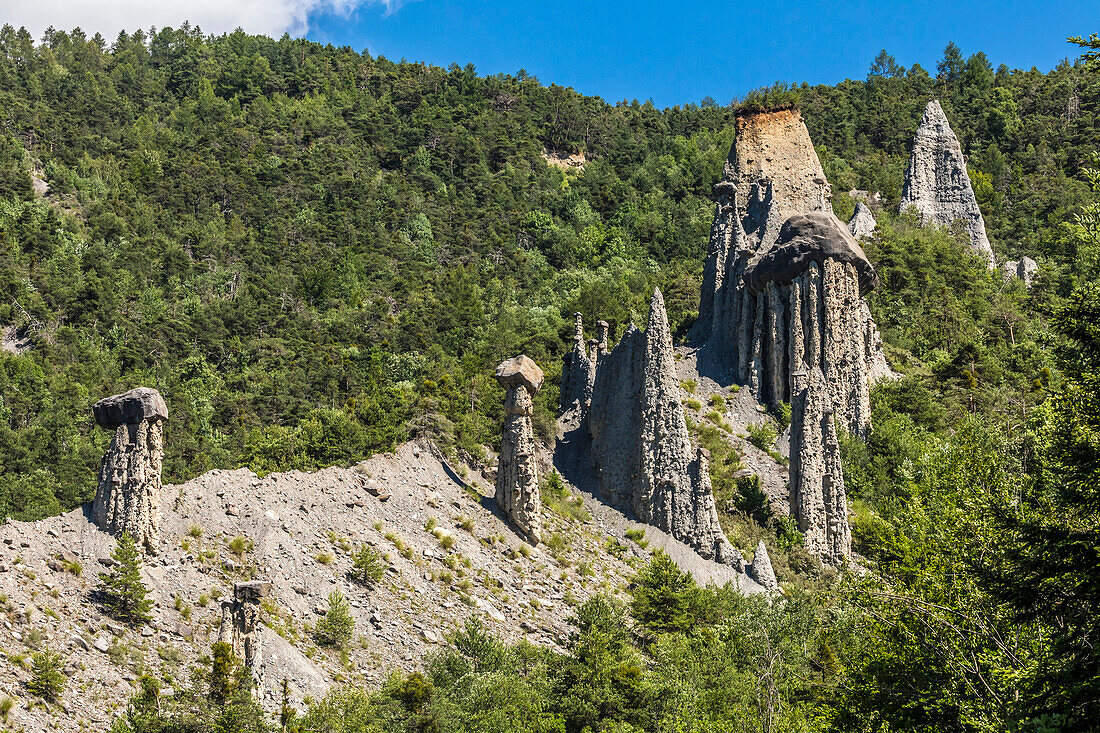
[
  {"left": 305, "top": 0, "right": 1099, "bottom": 108},
  {"left": 7, "top": 0, "right": 1098, "bottom": 108}
]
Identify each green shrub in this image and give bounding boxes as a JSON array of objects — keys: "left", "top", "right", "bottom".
[
  {"left": 747, "top": 421, "right": 778, "bottom": 451},
  {"left": 541, "top": 471, "right": 590, "bottom": 522},
  {"left": 316, "top": 590, "right": 355, "bottom": 649},
  {"left": 349, "top": 545, "right": 386, "bottom": 587},
  {"left": 28, "top": 645, "right": 65, "bottom": 701},
  {"left": 630, "top": 551, "right": 696, "bottom": 637},
  {"left": 624, "top": 528, "right": 649, "bottom": 548},
  {"left": 228, "top": 535, "right": 252, "bottom": 557}
]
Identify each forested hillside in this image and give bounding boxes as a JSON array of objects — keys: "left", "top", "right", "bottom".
[
  {"left": 2, "top": 25, "right": 1100, "bottom": 731},
  {"left": 0, "top": 26, "right": 1094, "bottom": 520}
]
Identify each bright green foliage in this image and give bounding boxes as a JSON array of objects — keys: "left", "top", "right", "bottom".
[
  {"left": 629, "top": 551, "right": 696, "bottom": 637},
  {"left": 316, "top": 590, "right": 355, "bottom": 649},
  {"left": 982, "top": 282, "right": 1100, "bottom": 722},
  {"left": 27, "top": 645, "right": 65, "bottom": 701},
  {"left": 348, "top": 544, "right": 386, "bottom": 587},
  {"left": 113, "top": 646, "right": 268, "bottom": 733},
  {"left": 96, "top": 532, "right": 153, "bottom": 626}
]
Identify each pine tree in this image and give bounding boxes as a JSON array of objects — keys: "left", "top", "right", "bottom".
[
  {"left": 27, "top": 645, "right": 66, "bottom": 702},
  {"left": 96, "top": 532, "right": 153, "bottom": 625},
  {"left": 315, "top": 590, "right": 354, "bottom": 649}
]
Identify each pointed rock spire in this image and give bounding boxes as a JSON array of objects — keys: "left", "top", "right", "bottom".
[
  {"left": 900, "top": 100, "right": 995, "bottom": 266},
  {"left": 848, "top": 201, "right": 877, "bottom": 240},
  {"left": 587, "top": 288, "right": 743, "bottom": 569},
  {"left": 750, "top": 540, "right": 779, "bottom": 591}
]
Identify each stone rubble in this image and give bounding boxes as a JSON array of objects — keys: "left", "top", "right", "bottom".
[
  {"left": 92, "top": 387, "right": 168, "bottom": 554},
  {"left": 900, "top": 100, "right": 995, "bottom": 266}
]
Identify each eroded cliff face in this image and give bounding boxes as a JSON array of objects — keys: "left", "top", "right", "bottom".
[
  {"left": 900, "top": 100, "right": 995, "bottom": 266},
  {"left": 698, "top": 110, "right": 887, "bottom": 437},
  {"left": 587, "top": 290, "right": 743, "bottom": 568},
  {"left": 92, "top": 387, "right": 168, "bottom": 554}
]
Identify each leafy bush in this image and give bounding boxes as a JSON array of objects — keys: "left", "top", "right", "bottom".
[
  {"left": 747, "top": 421, "right": 778, "bottom": 451},
  {"left": 630, "top": 551, "right": 696, "bottom": 637},
  {"left": 28, "top": 645, "right": 65, "bottom": 701},
  {"left": 541, "top": 471, "right": 590, "bottom": 522}
]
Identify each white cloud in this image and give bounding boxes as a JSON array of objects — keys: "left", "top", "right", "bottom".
[{"left": 3, "top": 0, "right": 402, "bottom": 40}]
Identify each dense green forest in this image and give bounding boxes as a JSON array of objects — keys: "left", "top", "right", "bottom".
[{"left": 2, "top": 23, "right": 1100, "bottom": 732}]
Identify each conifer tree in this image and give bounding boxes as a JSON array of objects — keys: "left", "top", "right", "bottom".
[{"left": 96, "top": 532, "right": 153, "bottom": 625}]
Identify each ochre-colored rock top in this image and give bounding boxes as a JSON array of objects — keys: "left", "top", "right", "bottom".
[
  {"left": 744, "top": 212, "right": 879, "bottom": 296},
  {"left": 494, "top": 355, "right": 544, "bottom": 394},
  {"left": 93, "top": 387, "right": 168, "bottom": 428}
]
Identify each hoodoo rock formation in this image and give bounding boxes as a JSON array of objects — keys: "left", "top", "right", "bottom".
[
  {"left": 494, "top": 355, "right": 544, "bottom": 544},
  {"left": 696, "top": 109, "right": 887, "bottom": 435},
  {"left": 219, "top": 581, "right": 271, "bottom": 684},
  {"left": 900, "top": 100, "right": 995, "bottom": 266},
  {"left": 789, "top": 367, "right": 851, "bottom": 564},
  {"left": 848, "top": 201, "right": 877, "bottom": 240},
  {"left": 587, "top": 289, "right": 743, "bottom": 567},
  {"left": 92, "top": 387, "right": 168, "bottom": 554},
  {"left": 560, "top": 313, "right": 595, "bottom": 414}
]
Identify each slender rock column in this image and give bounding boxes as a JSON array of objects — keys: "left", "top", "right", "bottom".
[
  {"left": 789, "top": 367, "right": 851, "bottom": 565},
  {"left": 560, "top": 313, "right": 593, "bottom": 414},
  {"left": 494, "top": 355, "right": 545, "bottom": 544},
  {"left": 219, "top": 581, "right": 271, "bottom": 686},
  {"left": 92, "top": 387, "right": 168, "bottom": 554}
]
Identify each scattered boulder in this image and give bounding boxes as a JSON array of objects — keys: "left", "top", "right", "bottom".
[
  {"left": 92, "top": 387, "right": 168, "bottom": 554},
  {"left": 494, "top": 356, "right": 544, "bottom": 544},
  {"left": 900, "top": 100, "right": 995, "bottom": 266},
  {"left": 848, "top": 201, "right": 877, "bottom": 240},
  {"left": 494, "top": 355, "right": 544, "bottom": 395}
]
